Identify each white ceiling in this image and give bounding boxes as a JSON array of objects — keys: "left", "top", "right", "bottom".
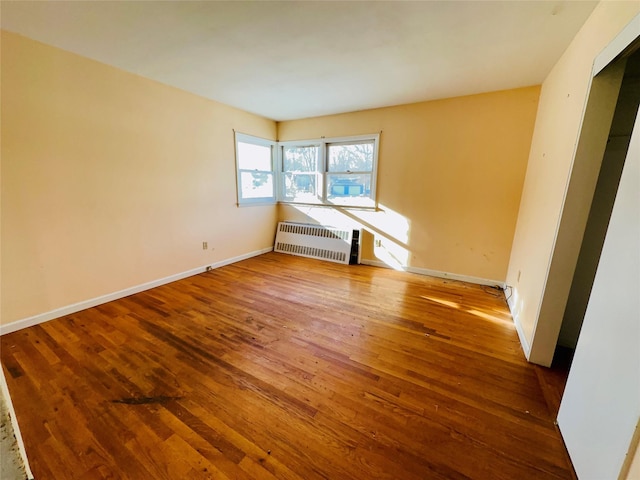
[{"left": 1, "top": 1, "right": 599, "bottom": 121}]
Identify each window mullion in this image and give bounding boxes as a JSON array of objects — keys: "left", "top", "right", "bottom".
[
  {"left": 320, "top": 141, "right": 327, "bottom": 204},
  {"left": 275, "top": 143, "right": 283, "bottom": 202}
]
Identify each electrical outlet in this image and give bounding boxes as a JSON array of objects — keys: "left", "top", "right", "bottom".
[
  {"left": 203, "top": 242, "right": 208, "bottom": 250},
  {"left": 375, "top": 239, "right": 382, "bottom": 247}
]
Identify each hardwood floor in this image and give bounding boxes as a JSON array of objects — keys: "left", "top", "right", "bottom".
[{"left": 1, "top": 253, "right": 574, "bottom": 479}]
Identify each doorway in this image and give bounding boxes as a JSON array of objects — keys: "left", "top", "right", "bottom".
[
  {"left": 558, "top": 47, "right": 640, "bottom": 351},
  {"left": 556, "top": 38, "right": 640, "bottom": 480}
]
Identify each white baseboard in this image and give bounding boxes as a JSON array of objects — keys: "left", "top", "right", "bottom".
[
  {"left": 1, "top": 368, "right": 34, "bottom": 480},
  {"left": 507, "top": 294, "right": 532, "bottom": 360},
  {"left": 512, "top": 316, "right": 532, "bottom": 360},
  {"left": 360, "top": 259, "right": 506, "bottom": 288},
  {"left": 0, "top": 247, "right": 273, "bottom": 336}
]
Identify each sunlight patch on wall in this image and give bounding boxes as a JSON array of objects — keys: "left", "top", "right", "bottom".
[
  {"left": 373, "top": 240, "right": 409, "bottom": 270},
  {"left": 287, "top": 203, "right": 412, "bottom": 270},
  {"left": 354, "top": 204, "right": 410, "bottom": 245},
  {"left": 357, "top": 204, "right": 411, "bottom": 270}
]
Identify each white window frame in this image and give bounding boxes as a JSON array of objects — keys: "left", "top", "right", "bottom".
[
  {"left": 279, "top": 142, "right": 324, "bottom": 205},
  {"left": 278, "top": 133, "right": 380, "bottom": 209},
  {"left": 234, "top": 132, "right": 277, "bottom": 205}
]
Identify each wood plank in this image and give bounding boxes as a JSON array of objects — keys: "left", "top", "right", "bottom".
[{"left": 1, "top": 252, "right": 574, "bottom": 479}]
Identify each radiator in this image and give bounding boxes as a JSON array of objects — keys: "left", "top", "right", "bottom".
[{"left": 274, "top": 222, "right": 360, "bottom": 265}]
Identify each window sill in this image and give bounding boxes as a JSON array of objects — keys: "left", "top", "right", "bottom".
[
  {"left": 236, "top": 201, "right": 277, "bottom": 207},
  {"left": 278, "top": 201, "right": 378, "bottom": 211}
]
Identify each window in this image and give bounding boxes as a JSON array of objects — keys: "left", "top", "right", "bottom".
[
  {"left": 235, "top": 133, "right": 276, "bottom": 205},
  {"left": 326, "top": 140, "right": 375, "bottom": 207},
  {"left": 279, "top": 134, "right": 379, "bottom": 208},
  {"left": 234, "top": 132, "right": 379, "bottom": 208},
  {"left": 282, "top": 144, "right": 321, "bottom": 204}
]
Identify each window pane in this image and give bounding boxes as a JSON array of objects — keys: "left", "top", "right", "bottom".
[
  {"left": 240, "top": 171, "right": 274, "bottom": 199},
  {"left": 237, "top": 142, "right": 272, "bottom": 170},
  {"left": 327, "top": 173, "right": 373, "bottom": 207},
  {"left": 328, "top": 142, "right": 373, "bottom": 172},
  {"left": 283, "top": 146, "right": 319, "bottom": 172},
  {"left": 282, "top": 173, "right": 319, "bottom": 203}
]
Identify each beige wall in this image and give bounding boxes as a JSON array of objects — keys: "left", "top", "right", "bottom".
[
  {"left": 1, "top": 31, "right": 277, "bottom": 326},
  {"left": 506, "top": 2, "right": 640, "bottom": 365},
  {"left": 278, "top": 87, "right": 540, "bottom": 283}
]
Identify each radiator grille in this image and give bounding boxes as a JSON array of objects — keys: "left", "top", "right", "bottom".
[
  {"left": 275, "top": 242, "right": 347, "bottom": 263},
  {"left": 274, "top": 222, "right": 356, "bottom": 265},
  {"left": 278, "top": 222, "right": 350, "bottom": 241}
]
